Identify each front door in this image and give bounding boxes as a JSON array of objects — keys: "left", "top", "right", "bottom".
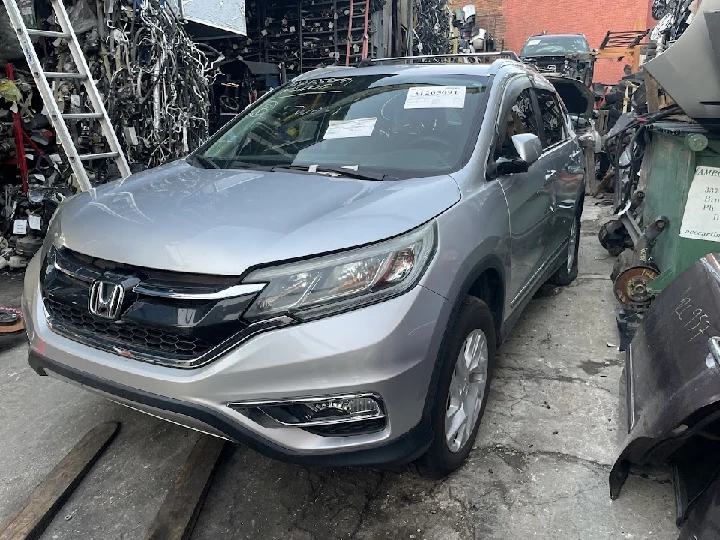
[{"left": 495, "top": 84, "right": 556, "bottom": 308}]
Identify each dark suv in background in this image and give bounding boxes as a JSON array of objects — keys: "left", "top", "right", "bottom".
[{"left": 520, "top": 34, "right": 595, "bottom": 86}]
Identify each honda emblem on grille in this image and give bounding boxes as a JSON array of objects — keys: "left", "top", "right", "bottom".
[{"left": 89, "top": 281, "right": 125, "bottom": 320}]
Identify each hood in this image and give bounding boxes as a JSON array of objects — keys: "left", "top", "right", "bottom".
[
  {"left": 545, "top": 74, "right": 594, "bottom": 117},
  {"left": 54, "top": 160, "right": 461, "bottom": 275}
]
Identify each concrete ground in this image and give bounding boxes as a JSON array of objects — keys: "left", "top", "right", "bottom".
[{"left": 0, "top": 201, "right": 677, "bottom": 540}]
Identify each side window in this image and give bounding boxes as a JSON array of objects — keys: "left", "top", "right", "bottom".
[
  {"left": 536, "top": 89, "right": 566, "bottom": 148},
  {"left": 495, "top": 88, "right": 540, "bottom": 160}
]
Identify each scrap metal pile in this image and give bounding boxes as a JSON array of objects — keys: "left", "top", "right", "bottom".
[
  {"left": 412, "top": 0, "right": 451, "bottom": 55},
  {"left": 0, "top": 0, "right": 216, "bottom": 269},
  {"left": 650, "top": 0, "right": 700, "bottom": 53},
  {"left": 0, "top": 65, "right": 72, "bottom": 270},
  {"left": 597, "top": 0, "right": 720, "bottom": 321},
  {"left": 49, "top": 0, "right": 216, "bottom": 173}
]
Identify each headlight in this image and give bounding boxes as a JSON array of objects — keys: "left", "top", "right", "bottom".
[{"left": 243, "top": 222, "right": 436, "bottom": 322}]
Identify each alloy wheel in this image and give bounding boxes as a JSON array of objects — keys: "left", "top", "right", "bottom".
[{"left": 445, "top": 329, "right": 489, "bottom": 453}]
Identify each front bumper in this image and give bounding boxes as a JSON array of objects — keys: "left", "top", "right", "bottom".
[{"left": 23, "top": 254, "right": 449, "bottom": 466}]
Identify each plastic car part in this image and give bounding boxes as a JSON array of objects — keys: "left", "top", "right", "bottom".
[{"left": 610, "top": 254, "right": 720, "bottom": 507}]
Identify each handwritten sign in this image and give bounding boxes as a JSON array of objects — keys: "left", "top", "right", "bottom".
[
  {"left": 680, "top": 166, "right": 720, "bottom": 241},
  {"left": 12, "top": 220, "right": 27, "bottom": 235},
  {"left": 404, "top": 86, "right": 466, "bottom": 109},
  {"left": 675, "top": 296, "right": 712, "bottom": 343}
]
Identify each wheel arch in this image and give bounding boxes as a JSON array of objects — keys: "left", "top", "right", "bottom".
[{"left": 420, "top": 253, "right": 508, "bottom": 425}]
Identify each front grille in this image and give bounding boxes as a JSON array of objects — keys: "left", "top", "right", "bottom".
[
  {"left": 42, "top": 246, "right": 261, "bottom": 368},
  {"left": 46, "top": 299, "right": 214, "bottom": 361}
]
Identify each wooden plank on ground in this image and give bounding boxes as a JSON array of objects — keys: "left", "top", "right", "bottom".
[
  {"left": 144, "top": 435, "right": 226, "bottom": 540},
  {"left": 0, "top": 422, "right": 120, "bottom": 540}
]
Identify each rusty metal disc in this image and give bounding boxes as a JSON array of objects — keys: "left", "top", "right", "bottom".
[
  {"left": 614, "top": 266, "right": 661, "bottom": 311},
  {"left": 0, "top": 308, "right": 24, "bottom": 335}
]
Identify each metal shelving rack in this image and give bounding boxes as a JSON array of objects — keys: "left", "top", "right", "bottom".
[{"left": 240, "top": 0, "right": 376, "bottom": 76}]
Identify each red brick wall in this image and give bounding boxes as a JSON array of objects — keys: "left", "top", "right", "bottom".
[{"left": 451, "top": 0, "right": 652, "bottom": 84}]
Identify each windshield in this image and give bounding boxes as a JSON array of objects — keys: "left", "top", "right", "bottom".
[
  {"left": 199, "top": 73, "right": 488, "bottom": 179},
  {"left": 520, "top": 36, "right": 590, "bottom": 56}
]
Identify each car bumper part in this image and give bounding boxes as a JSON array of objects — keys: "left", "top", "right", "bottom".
[
  {"left": 610, "top": 254, "right": 720, "bottom": 527},
  {"left": 23, "top": 254, "right": 448, "bottom": 465}
]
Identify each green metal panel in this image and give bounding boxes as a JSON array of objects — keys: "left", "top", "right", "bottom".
[{"left": 643, "top": 125, "right": 720, "bottom": 293}]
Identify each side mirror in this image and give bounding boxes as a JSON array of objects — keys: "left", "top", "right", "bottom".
[{"left": 511, "top": 133, "right": 542, "bottom": 166}]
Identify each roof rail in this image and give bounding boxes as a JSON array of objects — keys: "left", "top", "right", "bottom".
[{"left": 357, "top": 52, "right": 520, "bottom": 67}]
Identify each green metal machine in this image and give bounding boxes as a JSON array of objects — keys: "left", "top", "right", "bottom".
[
  {"left": 602, "top": 121, "right": 720, "bottom": 312},
  {"left": 642, "top": 123, "right": 720, "bottom": 294}
]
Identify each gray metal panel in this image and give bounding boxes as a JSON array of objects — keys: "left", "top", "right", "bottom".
[
  {"left": 178, "top": 0, "right": 247, "bottom": 36},
  {"left": 707, "top": 9, "right": 720, "bottom": 59},
  {"left": 644, "top": 0, "right": 720, "bottom": 132}
]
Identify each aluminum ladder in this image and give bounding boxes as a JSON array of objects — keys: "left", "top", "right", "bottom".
[{"left": 2, "top": 0, "right": 131, "bottom": 192}]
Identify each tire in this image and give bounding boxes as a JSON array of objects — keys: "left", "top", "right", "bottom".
[
  {"left": 419, "top": 296, "right": 497, "bottom": 478},
  {"left": 549, "top": 210, "right": 581, "bottom": 286}
]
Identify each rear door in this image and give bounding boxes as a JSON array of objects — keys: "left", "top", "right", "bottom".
[
  {"left": 535, "top": 87, "right": 584, "bottom": 259},
  {"left": 494, "top": 80, "right": 556, "bottom": 308}
]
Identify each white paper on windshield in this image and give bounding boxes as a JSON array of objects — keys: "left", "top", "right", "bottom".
[
  {"left": 323, "top": 117, "right": 377, "bottom": 139},
  {"left": 404, "top": 86, "right": 466, "bottom": 109},
  {"left": 680, "top": 166, "right": 720, "bottom": 241},
  {"left": 28, "top": 215, "right": 41, "bottom": 230},
  {"left": 527, "top": 39, "right": 542, "bottom": 45},
  {"left": 13, "top": 220, "right": 27, "bottom": 235}
]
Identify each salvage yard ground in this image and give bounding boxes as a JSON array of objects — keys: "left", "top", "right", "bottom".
[{"left": 0, "top": 202, "right": 678, "bottom": 540}]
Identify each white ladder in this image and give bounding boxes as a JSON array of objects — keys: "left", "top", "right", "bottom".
[{"left": 2, "top": 0, "right": 131, "bottom": 192}]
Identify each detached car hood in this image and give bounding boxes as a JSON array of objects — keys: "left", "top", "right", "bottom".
[{"left": 54, "top": 160, "right": 461, "bottom": 275}]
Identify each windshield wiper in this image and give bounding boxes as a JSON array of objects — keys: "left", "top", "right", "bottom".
[
  {"left": 271, "top": 165, "right": 388, "bottom": 182},
  {"left": 188, "top": 154, "right": 219, "bottom": 169}
]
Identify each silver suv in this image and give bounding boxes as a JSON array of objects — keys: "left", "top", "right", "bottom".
[{"left": 23, "top": 56, "right": 585, "bottom": 477}]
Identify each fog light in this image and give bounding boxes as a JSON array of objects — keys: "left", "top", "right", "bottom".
[
  {"left": 228, "top": 393, "right": 386, "bottom": 431},
  {"left": 304, "top": 396, "right": 381, "bottom": 419}
]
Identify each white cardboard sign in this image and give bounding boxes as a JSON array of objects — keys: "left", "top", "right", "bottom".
[
  {"left": 13, "top": 220, "right": 27, "bottom": 235},
  {"left": 324, "top": 118, "right": 377, "bottom": 139},
  {"left": 680, "top": 166, "right": 720, "bottom": 241},
  {"left": 404, "top": 86, "right": 466, "bottom": 109}
]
